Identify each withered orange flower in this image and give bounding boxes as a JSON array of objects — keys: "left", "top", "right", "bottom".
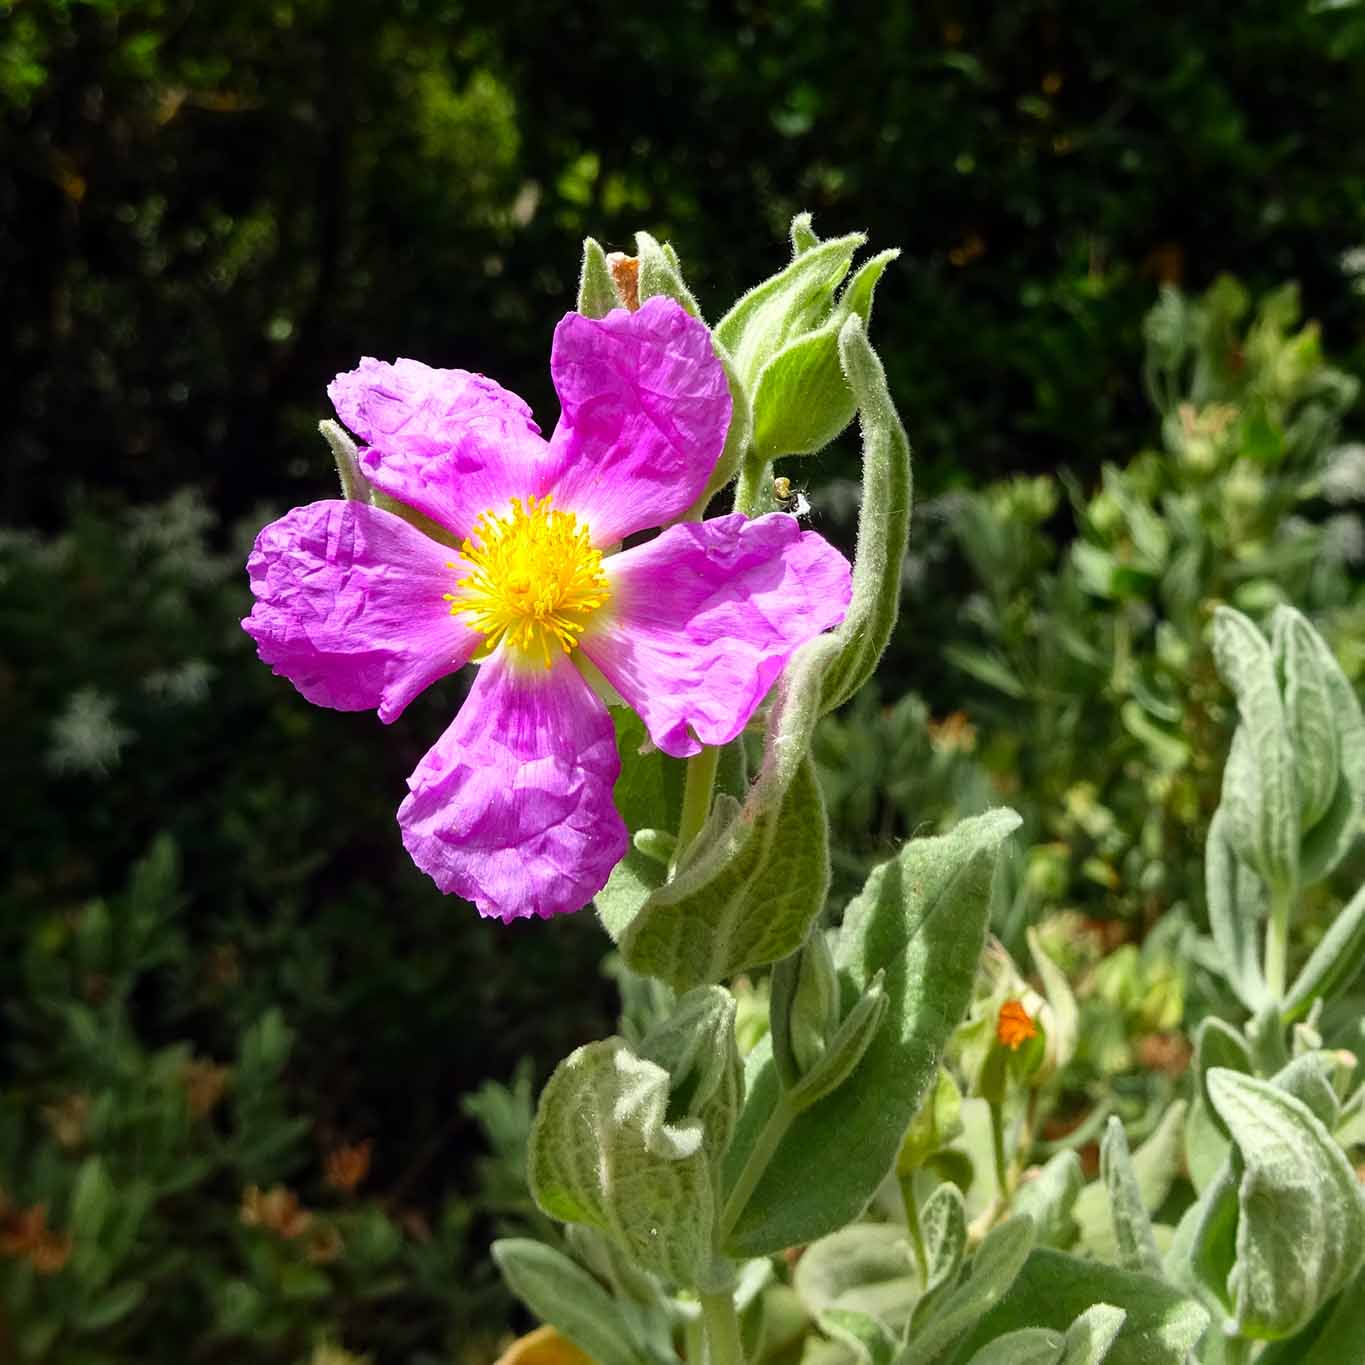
[
  {"left": 240, "top": 1184, "right": 312, "bottom": 1240},
  {"left": 182, "top": 1059, "right": 232, "bottom": 1118},
  {"left": 324, "top": 1139, "right": 373, "bottom": 1195},
  {"left": 996, "top": 999, "right": 1039, "bottom": 1052},
  {"left": 30, "top": 1229, "right": 74, "bottom": 1275}
]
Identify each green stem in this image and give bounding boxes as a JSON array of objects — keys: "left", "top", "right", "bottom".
[
  {"left": 1265, "top": 883, "right": 1294, "bottom": 1001},
  {"left": 989, "top": 1098, "right": 1011, "bottom": 1206},
  {"left": 720, "top": 1097, "right": 795, "bottom": 1242},
  {"left": 731, "top": 455, "right": 771, "bottom": 517},
  {"left": 699, "top": 1289, "right": 745, "bottom": 1365},
  {"left": 1221, "top": 1335, "right": 1252, "bottom": 1365},
  {"left": 672, "top": 743, "right": 721, "bottom": 876},
  {"left": 900, "top": 1173, "right": 929, "bottom": 1285}
]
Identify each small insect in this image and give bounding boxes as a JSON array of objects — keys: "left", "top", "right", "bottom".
[{"left": 771, "top": 475, "right": 812, "bottom": 519}]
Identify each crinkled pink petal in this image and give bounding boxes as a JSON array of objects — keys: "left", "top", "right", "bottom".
[
  {"left": 328, "top": 358, "right": 552, "bottom": 541},
  {"left": 545, "top": 298, "right": 732, "bottom": 545},
  {"left": 243, "top": 499, "right": 479, "bottom": 723},
  {"left": 398, "top": 650, "right": 626, "bottom": 921},
  {"left": 580, "top": 513, "right": 852, "bottom": 758}
]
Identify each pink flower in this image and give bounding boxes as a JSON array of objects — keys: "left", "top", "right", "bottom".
[{"left": 243, "top": 298, "right": 852, "bottom": 921}]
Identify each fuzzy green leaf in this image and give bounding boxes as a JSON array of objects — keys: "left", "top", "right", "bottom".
[
  {"left": 1060, "top": 1305, "right": 1128, "bottom": 1365},
  {"left": 612, "top": 643, "right": 833, "bottom": 991},
  {"left": 1284, "top": 881, "right": 1365, "bottom": 1022},
  {"left": 492, "top": 1239, "right": 646, "bottom": 1365},
  {"left": 1272, "top": 606, "right": 1341, "bottom": 833},
  {"left": 903, "top": 1216, "right": 1038, "bottom": 1365},
  {"left": 965, "top": 1329, "right": 1065, "bottom": 1365},
  {"left": 1207, "top": 1068, "right": 1365, "bottom": 1339},
  {"left": 1258, "top": 1269, "right": 1365, "bottom": 1364},
  {"left": 1014, "top": 1150, "right": 1084, "bottom": 1250},
  {"left": 1100, "top": 1118, "right": 1162, "bottom": 1275},
  {"left": 722, "top": 809, "right": 1020, "bottom": 1255},
  {"left": 795, "top": 1223, "right": 918, "bottom": 1332},
  {"left": 1212, "top": 606, "right": 1299, "bottom": 896},
  {"left": 1204, "top": 809, "right": 1270, "bottom": 1011},
  {"left": 944, "top": 1251, "right": 1208, "bottom": 1365},
  {"left": 527, "top": 1038, "right": 716, "bottom": 1286}
]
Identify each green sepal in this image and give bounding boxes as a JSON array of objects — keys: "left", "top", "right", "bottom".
[
  {"left": 749, "top": 249, "right": 899, "bottom": 462},
  {"left": 818, "top": 316, "right": 913, "bottom": 716},
  {"left": 722, "top": 808, "right": 1020, "bottom": 1256},
  {"left": 576, "top": 237, "right": 618, "bottom": 319},
  {"left": 770, "top": 933, "right": 841, "bottom": 1089},
  {"left": 635, "top": 231, "right": 702, "bottom": 320},
  {"left": 715, "top": 231, "right": 866, "bottom": 392},
  {"left": 790, "top": 211, "right": 820, "bottom": 255},
  {"left": 320, "top": 418, "right": 370, "bottom": 501}
]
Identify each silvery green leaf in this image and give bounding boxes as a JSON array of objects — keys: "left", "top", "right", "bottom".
[
  {"left": 791, "top": 211, "right": 820, "bottom": 255},
  {"left": 492, "top": 1239, "right": 647, "bottom": 1365},
  {"left": 1270, "top": 1052, "right": 1341, "bottom": 1128},
  {"left": 1272, "top": 606, "right": 1341, "bottom": 834},
  {"left": 633, "top": 828, "right": 676, "bottom": 865},
  {"left": 576, "top": 237, "right": 618, "bottom": 319},
  {"left": 1074, "top": 1103, "right": 1186, "bottom": 1262},
  {"left": 70, "top": 1156, "right": 114, "bottom": 1243},
  {"left": 1203, "top": 809, "right": 1270, "bottom": 1012},
  {"left": 722, "top": 809, "right": 1020, "bottom": 1256},
  {"left": 1059, "top": 1305, "right": 1127, "bottom": 1365},
  {"left": 715, "top": 232, "right": 865, "bottom": 390},
  {"left": 963, "top": 1328, "right": 1065, "bottom": 1365},
  {"left": 902, "top": 1216, "right": 1038, "bottom": 1365},
  {"left": 639, "top": 986, "right": 743, "bottom": 1179},
  {"left": 527, "top": 1039, "right": 715, "bottom": 1285},
  {"left": 1296, "top": 618, "right": 1365, "bottom": 886},
  {"left": 1207, "top": 1068, "right": 1365, "bottom": 1338},
  {"left": 771, "top": 933, "right": 841, "bottom": 1088},
  {"left": 816, "top": 318, "right": 913, "bottom": 717},
  {"left": 1100, "top": 1118, "right": 1162, "bottom": 1275},
  {"left": 795, "top": 1224, "right": 918, "bottom": 1333},
  {"left": 320, "top": 419, "right": 370, "bottom": 501},
  {"left": 1014, "top": 1151, "right": 1084, "bottom": 1250},
  {"left": 1257, "top": 1268, "right": 1365, "bottom": 1364},
  {"left": 920, "top": 1181, "right": 968, "bottom": 1308},
  {"left": 943, "top": 1251, "right": 1208, "bottom": 1365},
  {"left": 595, "top": 709, "right": 682, "bottom": 940},
  {"left": 1211, "top": 607, "right": 1299, "bottom": 897},
  {"left": 613, "top": 640, "right": 832, "bottom": 991},
  {"left": 750, "top": 250, "right": 899, "bottom": 461},
  {"left": 787, "top": 973, "right": 888, "bottom": 1113},
  {"left": 1283, "top": 885, "right": 1365, "bottom": 1022},
  {"left": 819, "top": 1307, "right": 900, "bottom": 1365},
  {"left": 1194, "top": 1017, "right": 1253, "bottom": 1141},
  {"left": 634, "top": 231, "right": 702, "bottom": 320}
]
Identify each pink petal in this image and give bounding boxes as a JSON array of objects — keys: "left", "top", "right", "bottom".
[
  {"left": 545, "top": 298, "right": 732, "bottom": 545},
  {"left": 243, "top": 499, "right": 479, "bottom": 722},
  {"left": 329, "top": 358, "right": 552, "bottom": 541},
  {"left": 398, "top": 650, "right": 626, "bottom": 921},
  {"left": 580, "top": 513, "right": 852, "bottom": 758}
]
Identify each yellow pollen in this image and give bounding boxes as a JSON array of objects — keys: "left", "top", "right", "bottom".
[{"left": 445, "top": 495, "right": 609, "bottom": 667}]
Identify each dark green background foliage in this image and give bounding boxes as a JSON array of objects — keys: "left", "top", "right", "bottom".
[{"left": 3, "top": 0, "right": 1365, "bottom": 1359}]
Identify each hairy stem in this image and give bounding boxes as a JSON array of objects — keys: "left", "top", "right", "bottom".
[
  {"left": 672, "top": 743, "right": 721, "bottom": 875},
  {"left": 1265, "top": 883, "right": 1294, "bottom": 1001},
  {"left": 700, "top": 1289, "right": 745, "bottom": 1365},
  {"left": 900, "top": 1173, "right": 929, "bottom": 1285},
  {"left": 990, "top": 1098, "right": 1011, "bottom": 1206},
  {"left": 720, "top": 1097, "right": 795, "bottom": 1242},
  {"left": 732, "top": 455, "right": 771, "bottom": 517}
]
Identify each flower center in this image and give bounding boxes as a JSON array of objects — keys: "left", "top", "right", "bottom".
[{"left": 446, "top": 495, "right": 609, "bottom": 667}]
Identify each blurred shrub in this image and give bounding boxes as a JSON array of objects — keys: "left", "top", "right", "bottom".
[{"left": 0, "top": 491, "right": 614, "bottom": 1361}]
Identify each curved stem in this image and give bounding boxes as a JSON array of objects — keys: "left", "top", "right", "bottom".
[
  {"left": 719, "top": 1097, "right": 795, "bottom": 1242},
  {"left": 989, "top": 1098, "right": 1011, "bottom": 1206},
  {"left": 699, "top": 1289, "right": 745, "bottom": 1365},
  {"left": 672, "top": 743, "right": 720, "bottom": 876}
]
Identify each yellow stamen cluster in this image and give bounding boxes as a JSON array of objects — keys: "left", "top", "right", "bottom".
[{"left": 447, "top": 495, "right": 609, "bottom": 667}]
